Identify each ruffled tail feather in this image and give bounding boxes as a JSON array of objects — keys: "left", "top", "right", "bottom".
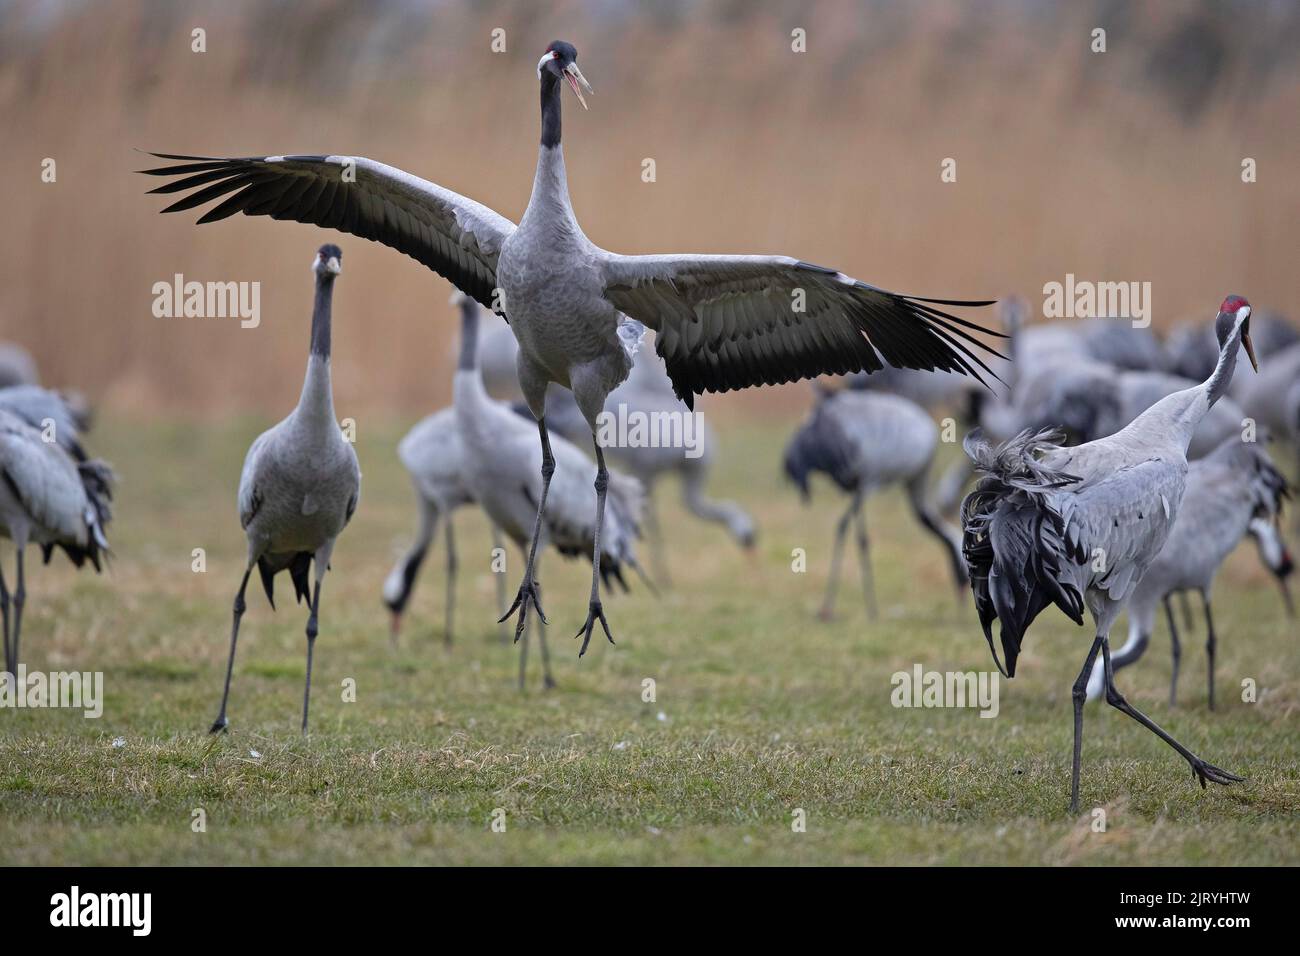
[{"left": 960, "top": 428, "right": 1086, "bottom": 676}]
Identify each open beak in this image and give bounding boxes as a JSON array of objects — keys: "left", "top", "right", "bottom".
[
  {"left": 1242, "top": 328, "right": 1259, "bottom": 372},
  {"left": 564, "top": 62, "right": 592, "bottom": 110}
]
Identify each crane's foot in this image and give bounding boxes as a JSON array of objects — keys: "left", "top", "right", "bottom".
[
  {"left": 573, "top": 600, "right": 614, "bottom": 657},
  {"left": 208, "top": 716, "right": 229, "bottom": 735},
  {"left": 500, "top": 578, "right": 547, "bottom": 643},
  {"left": 1189, "top": 758, "right": 1243, "bottom": 789}
]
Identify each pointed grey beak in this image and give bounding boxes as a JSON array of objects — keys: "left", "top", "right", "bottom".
[{"left": 564, "top": 62, "right": 593, "bottom": 110}]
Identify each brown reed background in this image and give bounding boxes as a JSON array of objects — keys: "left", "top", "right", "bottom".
[{"left": 1, "top": 0, "right": 1297, "bottom": 418}]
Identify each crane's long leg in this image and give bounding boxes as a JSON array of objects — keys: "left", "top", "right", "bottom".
[
  {"left": 301, "top": 549, "right": 330, "bottom": 736},
  {"left": 536, "top": 580, "right": 555, "bottom": 689},
  {"left": 210, "top": 565, "right": 252, "bottom": 734},
  {"left": 501, "top": 419, "right": 553, "bottom": 641},
  {"left": 1202, "top": 591, "right": 1217, "bottom": 711},
  {"left": 517, "top": 596, "right": 531, "bottom": 691},
  {"left": 1100, "top": 636, "right": 1242, "bottom": 789},
  {"left": 1164, "top": 595, "right": 1182, "bottom": 708},
  {"left": 907, "top": 476, "right": 969, "bottom": 601},
  {"left": 817, "top": 491, "right": 860, "bottom": 621},
  {"left": 1070, "top": 634, "right": 1105, "bottom": 813},
  {"left": 0, "top": 560, "right": 10, "bottom": 678},
  {"left": 388, "top": 495, "right": 437, "bottom": 648},
  {"left": 10, "top": 547, "right": 25, "bottom": 670},
  {"left": 644, "top": 491, "right": 671, "bottom": 589},
  {"left": 574, "top": 441, "right": 614, "bottom": 656},
  {"left": 853, "top": 502, "right": 877, "bottom": 621},
  {"left": 491, "top": 524, "right": 508, "bottom": 643},
  {"left": 443, "top": 516, "right": 457, "bottom": 648}
]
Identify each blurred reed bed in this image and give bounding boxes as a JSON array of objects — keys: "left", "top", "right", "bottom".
[{"left": 0, "top": 0, "right": 1296, "bottom": 418}]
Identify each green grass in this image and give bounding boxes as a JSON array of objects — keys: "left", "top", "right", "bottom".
[{"left": 1, "top": 416, "right": 1296, "bottom": 865}]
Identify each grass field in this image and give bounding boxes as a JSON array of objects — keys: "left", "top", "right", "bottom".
[{"left": 0, "top": 415, "right": 1296, "bottom": 865}]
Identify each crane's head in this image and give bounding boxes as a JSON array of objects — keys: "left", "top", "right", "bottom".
[
  {"left": 313, "top": 244, "right": 342, "bottom": 277},
  {"left": 1215, "top": 295, "right": 1257, "bottom": 371},
  {"left": 537, "top": 41, "right": 592, "bottom": 110}
]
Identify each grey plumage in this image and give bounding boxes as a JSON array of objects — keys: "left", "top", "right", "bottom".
[
  {"left": 0, "top": 408, "right": 113, "bottom": 675},
  {"left": 210, "top": 244, "right": 360, "bottom": 736},
  {"left": 143, "top": 39, "right": 999, "bottom": 653},
  {"left": 785, "top": 388, "right": 967, "bottom": 620},
  {"left": 961, "top": 296, "right": 1258, "bottom": 811},
  {"left": 0, "top": 385, "right": 93, "bottom": 461},
  {"left": 1086, "top": 435, "right": 1292, "bottom": 707}
]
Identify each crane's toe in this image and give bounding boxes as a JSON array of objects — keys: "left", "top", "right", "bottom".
[
  {"left": 501, "top": 578, "right": 547, "bottom": 642},
  {"left": 1191, "top": 758, "right": 1244, "bottom": 788},
  {"left": 574, "top": 601, "right": 614, "bottom": 657},
  {"left": 208, "top": 716, "right": 229, "bottom": 735}
]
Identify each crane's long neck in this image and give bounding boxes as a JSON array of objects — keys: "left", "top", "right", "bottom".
[
  {"left": 1141, "top": 319, "right": 1244, "bottom": 450},
  {"left": 456, "top": 300, "right": 480, "bottom": 375},
  {"left": 524, "top": 72, "right": 578, "bottom": 229},
  {"left": 295, "top": 273, "right": 337, "bottom": 428},
  {"left": 1203, "top": 321, "right": 1244, "bottom": 409},
  {"left": 682, "top": 467, "right": 739, "bottom": 526},
  {"left": 452, "top": 300, "right": 494, "bottom": 431}
]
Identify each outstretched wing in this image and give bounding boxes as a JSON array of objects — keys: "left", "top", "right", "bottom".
[
  {"left": 600, "top": 252, "right": 1001, "bottom": 406},
  {"left": 140, "top": 152, "right": 515, "bottom": 310}
]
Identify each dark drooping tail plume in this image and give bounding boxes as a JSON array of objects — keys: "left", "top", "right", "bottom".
[{"left": 960, "top": 429, "right": 1086, "bottom": 676}]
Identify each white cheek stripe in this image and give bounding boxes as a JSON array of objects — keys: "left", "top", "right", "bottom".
[{"left": 536, "top": 50, "right": 558, "bottom": 78}]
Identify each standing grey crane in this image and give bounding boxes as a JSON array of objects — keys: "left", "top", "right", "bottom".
[
  {"left": 785, "top": 387, "right": 967, "bottom": 620},
  {"left": 210, "top": 244, "right": 360, "bottom": 736},
  {"left": 450, "top": 293, "right": 643, "bottom": 688},
  {"left": 0, "top": 409, "right": 113, "bottom": 676},
  {"left": 961, "top": 295, "right": 1257, "bottom": 811},
  {"left": 143, "top": 39, "right": 999, "bottom": 654},
  {"left": 1085, "top": 435, "right": 1290, "bottom": 707}
]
